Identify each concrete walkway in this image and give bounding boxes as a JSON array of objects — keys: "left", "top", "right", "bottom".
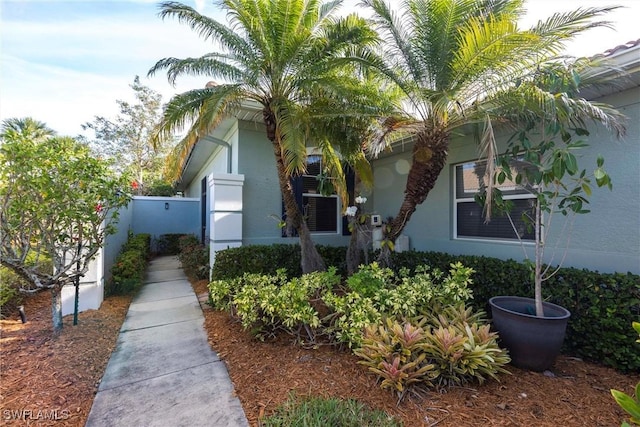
[{"left": 85, "top": 256, "right": 249, "bottom": 427}]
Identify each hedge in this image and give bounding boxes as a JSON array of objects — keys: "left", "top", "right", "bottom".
[
  {"left": 211, "top": 244, "right": 347, "bottom": 279},
  {"left": 211, "top": 244, "right": 640, "bottom": 372},
  {"left": 108, "top": 233, "right": 151, "bottom": 295},
  {"left": 178, "top": 235, "right": 210, "bottom": 280},
  {"left": 155, "top": 233, "right": 185, "bottom": 255}
]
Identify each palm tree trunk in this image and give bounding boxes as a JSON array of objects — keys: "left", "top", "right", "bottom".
[
  {"left": 378, "top": 129, "right": 449, "bottom": 266},
  {"left": 264, "top": 108, "right": 326, "bottom": 273}
]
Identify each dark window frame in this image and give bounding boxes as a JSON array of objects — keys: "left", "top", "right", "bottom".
[
  {"left": 453, "top": 159, "right": 536, "bottom": 242},
  {"left": 282, "top": 155, "right": 353, "bottom": 237}
]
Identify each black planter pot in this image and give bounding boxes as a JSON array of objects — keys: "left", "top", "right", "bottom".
[{"left": 489, "top": 296, "right": 570, "bottom": 372}]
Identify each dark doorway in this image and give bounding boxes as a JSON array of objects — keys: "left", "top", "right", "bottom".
[{"left": 200, "top": 177, "right": 207, "bottom": 244}]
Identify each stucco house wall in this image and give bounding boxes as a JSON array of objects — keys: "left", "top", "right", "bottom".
[
  {"left": 370, "top": 86, "right": 639, "bottom": 274},
  {"left": 131, "top": 196, "right": 200, "bottom": 242},
  {"left": 236, "top": 120, "right": 351, "bottom": 247}
]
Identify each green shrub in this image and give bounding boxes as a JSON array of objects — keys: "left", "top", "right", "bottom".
[
  {"left": 323, "top": 291, "right": 382, "bottom": 348},
  {"left": 375, "top": 263, "right": 474, "bottom": 318},
  {"left": 225, "top": 269, "right": 340, "bottom": 343},
  {"left": 346, "top": 262, "right": 395, "bottom": 298},
  {"left": 211, "top": 244, "right": 347, "bottom": 279},
  {"left": 546, "top": 270, "right": 640, "bottom": 373},
  {"left": 213, "top": 260, "right": 475, "bottom": 350},
  {"left": 123, "top": 233, "right": 151, "bottom": 259},
  {"left": 209, "top": 276, "right": 243, "bottom": 311},
  {"left": 109, "top": 250, "right": 146, "bottom": 294},
  {"left": 154, "top": 233, "right": 185, "bottom": 255},
  {"left": 325, "top": 263, "right": 474, "bottom": 348},
  {"left": 0, "top": 269, "right": 22, "bottom": 319},
  {"left": 231, "top": 270, "right": 290, "bottom": 337},
  {"left": 108, "top": 233, "right": 151, "bottom": 295},
  {"left": 178, "top": 235, "right": 209, "bottom": 280},
  {"left": 211, "top": 244, "right": 640, "bottom": 372},
  {"left": 261, "top": 393, "right": 402, "bottom": 427}
]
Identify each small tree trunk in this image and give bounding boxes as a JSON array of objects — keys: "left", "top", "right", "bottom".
[
  {"left": 51, "top": 287, "right": 63, "bottom": 332},
  {"left": 534, "top": 199, "right": 544, "bottom": 317},
  {"left": 346, "top": 220, "right": 361, "bottom": 275}
]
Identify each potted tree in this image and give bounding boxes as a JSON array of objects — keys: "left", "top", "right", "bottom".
[{"left": 478, "top": 120, "right": 613, "bottom": 371}]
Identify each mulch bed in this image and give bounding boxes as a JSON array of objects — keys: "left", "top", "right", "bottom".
[
  {"left": 192, "top": 278, "right": 639, "bottom": 427},
  {"left": 0, "top": 277, "right": 636, "bottom": 427},
  {"left": 1, "top": 290, "right": 132, "bottom": 426}
]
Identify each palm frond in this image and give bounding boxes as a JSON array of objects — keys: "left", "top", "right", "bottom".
[
  {"left": 223, "top": 0, "right": 274, "bottom": 66},
  {"left": 530, "top": 6, "right": 620, "bottom": 45},
  {"left": 163, "top": 133, "right": 194, "bottom": 182},
  {"left": 158, "top": 1, "right": 254, "bottom": 60},
  {"left": 274, "top": 102, "right": 309, "bottom": 177},
  {"left": 154, "top": 83, "right": 243, "bottom": 163},
  {"left": 344, "top": 150, "right": 374, "bottom": 190},
  {"left": 317, "top": 139, "right": 349, "bottom": 209},
  {"left": 148, "top": 55, "right": 246, "bottom": 86},
  {"left": 153, "top": 88, "right": 209, "bottom": 144},
  {"left": 360, "top": 0, "right": 415, "bottom": 72}
]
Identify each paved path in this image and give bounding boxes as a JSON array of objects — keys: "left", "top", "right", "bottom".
[{"left": 85, "top": 256, "right": 249, "bottom": 427}]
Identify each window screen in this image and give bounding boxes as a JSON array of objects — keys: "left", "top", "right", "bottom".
[{"left": 454, "top": 160, "right": 535, "bottom": 241}]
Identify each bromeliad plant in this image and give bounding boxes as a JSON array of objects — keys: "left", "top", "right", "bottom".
[
  {"left": 478, "top": 121, "right": 613, "bottom": 316},
  {"left": 355, "top": 318, "right": 437, "bottom": 402},
  {"left": 355, "top": 307, "right": 510, "bottom": 401},
  {"left": 421, "top": 305, "right": 511, "bottom": 388},
  {"left": 611, "top": 322, "right": 640, "bottom": 426}
]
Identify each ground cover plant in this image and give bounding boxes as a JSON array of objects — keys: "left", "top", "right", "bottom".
[
  {"left": 213, "top": 244, "right": 640, "bottom": 373},
  {"left": 209, "top": 260, "right": 511, "bottom": 402},
  {"left": 192, "top": 274, "right": 640, "bottom": 426},
  {"left": 260, "top": 394, "right": 401, "bottom": 427}
]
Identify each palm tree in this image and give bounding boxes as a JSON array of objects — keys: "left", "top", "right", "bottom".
[
  {"left": 361, "top": 0, "right": 625, "bottom": 264},
  {"left": 148, "top": 0, "right": 383, "bottom": 273},
  {"left": 1, "top": 117, "right": 55, "bottom": 142}
]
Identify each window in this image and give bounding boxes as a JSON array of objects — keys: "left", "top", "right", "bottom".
[
  {"left": 454, "top": 160, "right": 535, "bottom": 241},
  {"left": 284, "top": 155, "right": 353, "bottom": 235}
]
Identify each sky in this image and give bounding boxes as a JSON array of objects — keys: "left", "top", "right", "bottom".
[{"left": 1, "top": 0, "right": 639, "bottom": 137}]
